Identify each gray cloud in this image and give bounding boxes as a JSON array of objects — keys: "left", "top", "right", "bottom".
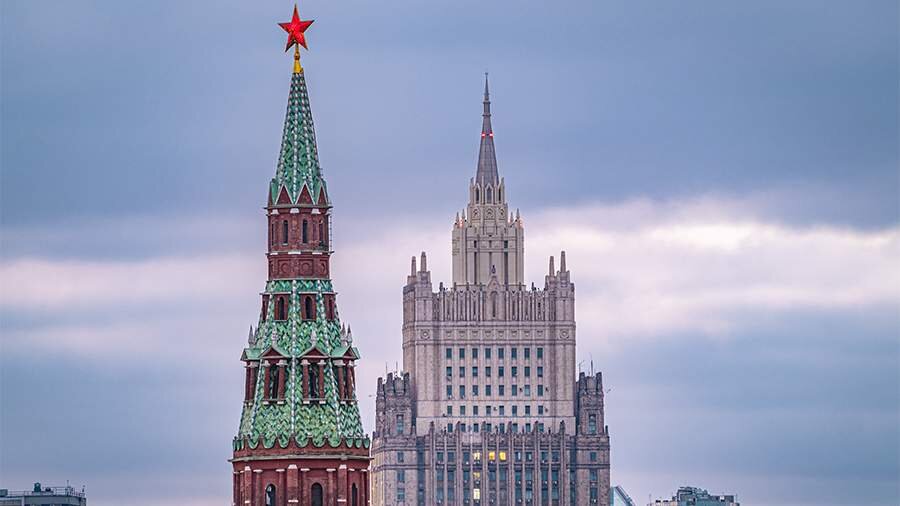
[
  {"left": 2, "top": 197, "right": 898, "bottom": 504},
  {"left": 2, "top": 0, "right": 897, "bottom": 228}
]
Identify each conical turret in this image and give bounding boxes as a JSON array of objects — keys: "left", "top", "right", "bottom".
[{"left": 269, "top": 65, "right": 328, "bottom": 207}]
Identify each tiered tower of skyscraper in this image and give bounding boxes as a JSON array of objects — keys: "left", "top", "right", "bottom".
[
  {"left": 230, "top": 8, "right": 369, "bottom": 506},
  {"left": 371, "top": 76, "right": 610, "bottom": 506}
]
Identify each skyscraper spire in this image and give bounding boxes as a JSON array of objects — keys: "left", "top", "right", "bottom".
[{"left": 476, "top": 73, "right": 499, "bottom": 186}]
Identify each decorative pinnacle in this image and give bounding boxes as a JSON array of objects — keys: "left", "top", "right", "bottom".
[{"left": 279, "top": 4, "right": 314, "bottom": 73}]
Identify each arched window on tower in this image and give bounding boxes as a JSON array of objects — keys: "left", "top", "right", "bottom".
[
  {"left": 265, "top": 485, "right": 276, "bottom": 506},
  {"left": 491, "top": 292, "right": 498, "bottom": 318},
  {"left": 302, "top": 219, "right": 308, "bottom": 244},
  {"left": 304, "top": 296, "right": 314, "bottom": 321},
  {"left": 475, "top": 187, "right": 480, "bottom": 203},
  {"left": 276, "top": 297, "right": 286, "bottom": 321},
  {"left": 282, "top": 220, "right": 289, "bottom": 245},
  {"left": 342, "top": 364, "right": 351, "bottom": 399},
  {"left": 268, "top": 364, "right": 279, "bottom": 399},
  {"left": 318, "top": 219, "right": 325, "bottom": 245},
  {"left": 311, "top": 483, "right": 324, "bottom": 506},
  {"left": 486, "top": 186, "right": 493, "bottom": 203},
  {"left": 351, "top": 484, "right": 359, "bottom": 506},
  {"left": 309, "top": 364, "right": 320, "bottom": 399},
  {"left": 498, "top": 187, "right": 502, "bottom": 202}
]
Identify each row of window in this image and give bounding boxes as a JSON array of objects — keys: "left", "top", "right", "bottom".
[
  {"left": 445, "top": 421, "right": 546, "bottom": 434},
  {"left": 247, "top": 360, "right": 355, "bottom": 402},
  {"left": 446, "top": 365, "right": 544, "bottom": 378},
  {"left": 473, "top": 185, "right": 501, "bottom": 204},
  {"left": 446, "top": 383, "right": 545, "bottom": 398},
  {"left": 271, "top": 218, "right": 326, "bottom": 247},
  {"left": 446, "top": 404, "right": 547, "bottom": 417},
  {"left": 429, "top": 450, "right": 599, "bottom": 465},
  {"left": 266, "top": 294, "right": 335, "bottom": 321},
  {"left": 394, "top": 449, "right": 599, "bottom": 466},
  {"left": 446, "top": 347, "right": 544, "bottom": 360}
]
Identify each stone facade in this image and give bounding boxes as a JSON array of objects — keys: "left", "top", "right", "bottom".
[{"left": 371, "top": 77, "right": 610, "bottom": 506}]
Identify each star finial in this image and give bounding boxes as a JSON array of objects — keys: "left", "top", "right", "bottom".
[{"left": 278, "top": 5, "right": 314, "bottom": 72}]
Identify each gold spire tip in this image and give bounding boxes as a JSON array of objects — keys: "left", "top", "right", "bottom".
[{"left": 293, "top": 45, "right": 303, "bottom": 73}]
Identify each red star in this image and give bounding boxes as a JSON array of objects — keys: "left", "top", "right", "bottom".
[{"left": 278, "top": 5, "right": 314, "bottom": 52}]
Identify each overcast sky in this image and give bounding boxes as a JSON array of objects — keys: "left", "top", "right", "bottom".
[{"left": 1, "top": 1, "right": 898, "bottom": 505}]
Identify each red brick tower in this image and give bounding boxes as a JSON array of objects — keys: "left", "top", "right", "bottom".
[{"left": 230, "top": 6, "right": 370, "bottom": 506}]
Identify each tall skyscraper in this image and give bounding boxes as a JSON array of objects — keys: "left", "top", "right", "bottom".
[
  {"left": 230, "top": 7, "right": 370, "bottom": 506},
  {"left": 370, "top": 77, "right": 610, "bottom": 506}
]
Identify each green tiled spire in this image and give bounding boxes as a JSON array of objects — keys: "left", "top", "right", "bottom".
[
  {"left": 234, "top": 67, "right": 367, "bottom": 451},
  {"left": 269, "top": 71, "right": 328, "bottom": 206}
]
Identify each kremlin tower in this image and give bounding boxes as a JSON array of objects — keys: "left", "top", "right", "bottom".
[{"left": 230, "top": 7, "right": 370, "bottom": 506}]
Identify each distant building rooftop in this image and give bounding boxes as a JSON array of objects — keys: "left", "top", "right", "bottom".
[
  {"left": 0, "top": 482, "right": 87, "bottom": 506},
  {"left": 649, "top": 485, "right": 739, "bottom": 506}
]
